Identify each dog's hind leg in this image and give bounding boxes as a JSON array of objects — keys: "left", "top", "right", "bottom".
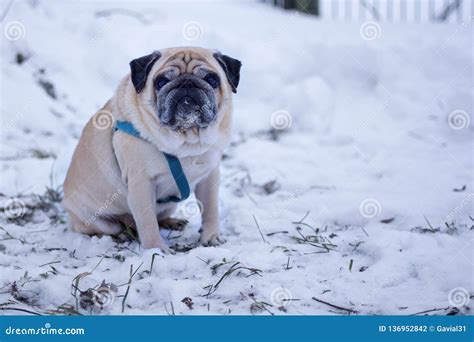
[
  {"left": 68, "top": 212, "right": 122, "bottom": 236},
  {"left": 89, "top": 218, "right": 123, "bottom": 235},
  {"left": 68, "top": 212, "right": 97, "bottom": 235}
]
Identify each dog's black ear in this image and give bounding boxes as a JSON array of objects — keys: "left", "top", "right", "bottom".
[
  {"left": 129, "top": 51, "right": 161, "bottom": 93},
  {"left": 214, "top": 53, "right": 242, "bottom": 93}
]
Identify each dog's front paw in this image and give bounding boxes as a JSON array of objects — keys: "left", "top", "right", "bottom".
[
  {"left": 158, "top": 244, "right": 176, "bottom": 255},
  {"left": 142, "top": 240, "right": 175, "bottom": 255},
  {"left": 199, "top": 229, "right": 226, "bottom": 247}
]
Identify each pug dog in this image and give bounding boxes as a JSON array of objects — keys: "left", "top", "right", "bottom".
[{"left": 63, "top": 47, "right": 241, "bottom": 253}]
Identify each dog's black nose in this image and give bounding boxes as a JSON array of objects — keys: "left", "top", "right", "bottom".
[{"left": 176, "top": 96, "right": 197, "bottom": 112}]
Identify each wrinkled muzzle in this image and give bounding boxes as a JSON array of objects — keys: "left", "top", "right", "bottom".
[{"left": 157, "top": 74, "right": 217, "bottom": 131}]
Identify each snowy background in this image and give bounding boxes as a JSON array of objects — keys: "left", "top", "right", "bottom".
[{"left": 0, "top": 0, "right": 472, "bottom": 315}]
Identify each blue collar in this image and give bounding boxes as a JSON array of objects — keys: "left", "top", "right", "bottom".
[{"left": 115, "top": 120, "right": 190, "bottom": 204}]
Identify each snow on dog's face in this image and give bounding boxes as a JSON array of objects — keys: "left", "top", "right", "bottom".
[{"left": 129, "top": 47, "right": 241, "bottom": 136}]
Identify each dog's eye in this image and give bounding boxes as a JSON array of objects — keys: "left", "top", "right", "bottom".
[
  {"left": 155, "top": 76, "right": 170, "bottom": 90},
  {"left": 204, "top": 73, "right": 220, "bottom": 89}
]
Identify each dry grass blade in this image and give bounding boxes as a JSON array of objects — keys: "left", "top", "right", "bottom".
[
  {"left": 410, "top": 306, "right": 453, "bottom": 316},
  {"left": 291, "top": 229, "right": 337, "bottom": 252},
  {"left": 46, "top": 304, "right": 82, "bottom": 316},
  {"left": 121, "top": 262, "right": 143, "bottom": 313},
  {"left": 0, "top": 226, "right": 27, "bottom": 244},
  {"left": 290, "top": 212, "right": 337, "bottom": 252},
  {"left": 0, "top": 306, "right": 42, "bottom": 315},
  {"left": 149, "top": 253, "right": 161, "bottom": 273},
  {"left": 292, "top": 210, "right": 310, "bottom": 225},
  {"left": 252, "top": 214, "right": 267, "bottom": 243},
  {"left": 312, "top": 297, "right": 358, "bottom": 314},
  {"left": 204, "top": 262, "right": 262, "bottom": 297},
  {"left": 71, "top": 272, "right": 91, "bottom": 310}
]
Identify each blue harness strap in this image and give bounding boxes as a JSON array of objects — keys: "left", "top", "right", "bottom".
[
  {"left": 115, "top": 120, "right": 141, "bottom": 137},
  {"left": 114, "top": 120, "right": 190, "bottom": 204}
]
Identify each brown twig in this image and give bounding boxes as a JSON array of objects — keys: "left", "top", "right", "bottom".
[{"left": 312, "top": 297, "right": 358, "bottom": 314}]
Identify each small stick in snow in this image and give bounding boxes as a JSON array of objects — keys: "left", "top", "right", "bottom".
[
  {"left": 149, "top": 253, "right": 161, "bottom": 274},
  {"left": 266, "top": 230, "right": 288, "bottom": 236},
  {"left": 0, "top": 307, "right": 42, "bottom": 316},
  {"left": 247, "top": 293, "right": 274, "bottom": 316},
  {"left": 349, "top": 241, "right": 364, "bottom": 252},
  {"left": 410, "top": 307, "right": 450, "bottom": 316},
  {"left": 170, "top": 301, "right": 175, "bottom": 315},
  {"left": 90, "top": 255, "right": 106, "bottom": 273},
  {"left": 204, "top": 262, "right": 262, "bottom": 297},
  {"left": 71, "top": 272, "right": 91, "bottom": 310},
  {"left": 292, "top": 211, "right": 310, "bottom": 225},
  {"left": 284, "top": 256, "right": 292, "bottom": 270},
  {"left": 423, "top": 215, "right": 435, "bottom": 230},
  {"left": 38, "top": 260, "right": 61, "bottom": 267},
  {"left": 164, "top": 301, "right": 175, "bottom": 316},
  {"left": 312, "top": 297, "right": 358, "bottom": 314},
  {"left": 196, "top": 256, "right": 210, "bottom": 265},
  {"left": 121, "top": 262, "right": 143, "bottom": 313},
  {"left": 252, "top": 214, "right": 267, "bottom": 243},
  {"left": 0, "top": 227, "right": 27, "bottom": 244}
]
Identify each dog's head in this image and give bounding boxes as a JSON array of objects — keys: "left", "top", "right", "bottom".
[{"left": 129, "top": 47, "right": 241, "bottom": 135}]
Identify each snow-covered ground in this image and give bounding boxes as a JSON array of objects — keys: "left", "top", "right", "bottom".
[{"left": 0, "top": 0, "right": 472, "bottom": 315}]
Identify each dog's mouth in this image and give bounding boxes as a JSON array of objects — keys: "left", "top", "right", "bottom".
[
  {"left": 157, "top": 75, "right": 217, "bottom": 133},
  {"left": 169, "top": 97, "right": 211, "bottom": 132},
  {"left": 176, "top": 127, "right": 201, "bottom": 137}
]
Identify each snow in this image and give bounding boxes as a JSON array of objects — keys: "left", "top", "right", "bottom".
[{"left": 0, "top": 0, "right": 472, "bottom": 315}]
